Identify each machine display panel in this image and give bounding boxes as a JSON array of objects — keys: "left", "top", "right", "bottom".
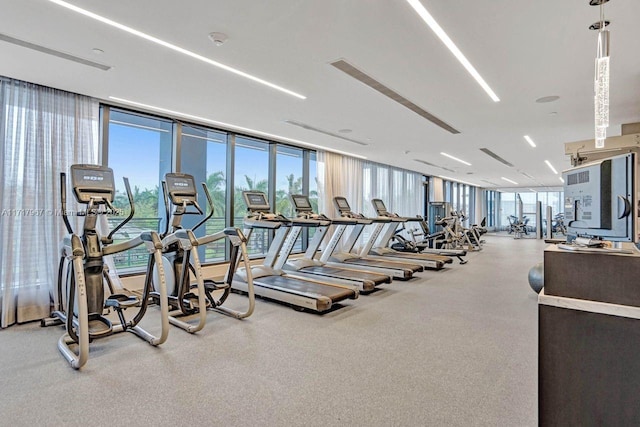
[
  {"left": 70, "top": 164, "right": 115, "bottom": 204},
  {"left": 291, "top": 195, "right": 312, "bottom": 210},
  {"left": 243, "top": 191, "right": 270, "bottom": 211}
]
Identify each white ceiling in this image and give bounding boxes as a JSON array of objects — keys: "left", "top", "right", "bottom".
[{"left": 2, "top": 0, "right": 639, "bottom": 190}]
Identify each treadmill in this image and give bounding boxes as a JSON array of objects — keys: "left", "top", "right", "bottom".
[
  {"left": 319, "top": 197, "right": 423, "bottom": 280},
  {"left": 360, "top": 199, "right": 456, "bottom": 269},
  {"left": 280, "top": 194, "right": 391, "bottom": 293},
  {"left": 232, "top": 191, "right": 358, "bottom": 312}
]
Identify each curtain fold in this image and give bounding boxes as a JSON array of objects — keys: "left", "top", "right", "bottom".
[
  {"left": 317, "top": 151, "right": 425, "bottom": 250},
  {"left": 0, "top": 77, "right": 99, "bottom": 328}
]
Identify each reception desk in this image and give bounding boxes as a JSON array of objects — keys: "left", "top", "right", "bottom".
[{"left": 538, "top": 245, "right": 640, "bottom": 426}]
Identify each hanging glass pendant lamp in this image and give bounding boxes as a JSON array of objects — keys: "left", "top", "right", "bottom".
[{"left": 590, "top": 0, "right": 611, "bottom": 149}]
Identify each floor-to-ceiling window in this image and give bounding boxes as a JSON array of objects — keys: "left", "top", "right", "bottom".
[
  {"left": 275, "top": 145, "right": 303, "bottom": 217},
  {"left": 180, "top": 125, "right": 228, "bottom": 262},
  {"left": 106, "top": 109, "right": 172, "bottom": 272},
  {"left": 275, "top": 145, "right": 304, "bottom": 251},
  {"left": 102, "top": 105, "right": 318, "bottom": 265},
  {"left": 496, "top": 191, "right": 564, "bottom": 233},
  {"left": 234, "top": 137, "right": 270, "bottom": 256}
]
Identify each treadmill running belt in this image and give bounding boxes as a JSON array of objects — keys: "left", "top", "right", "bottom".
[
  {"left": 345, "top": 258, "right": 422, "bottom": 273},
  {"left": 379, "top": 252, "right": 453, "bottom": 264},
  {"left": 256, "top": 275, "right": 355, "bottom": 302},
  {"left": 301, "top": 266, "right": 390, "bottom": 285}
]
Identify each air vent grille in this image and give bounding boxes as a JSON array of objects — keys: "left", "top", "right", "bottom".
[
  {"left": 330, "top": 59, "right": 460, "bottom": 134},
  {"left": 414, "top": 159, "right": 455, "bottom": 173},
  {"left": 0, "top": 33, "right": 111, "bottom": 71},
  {"left": 479, "top": 148, "right": 514, "bottom": 167},
  {"left": 284, "top": 120, "right": 368, "bottom": 146}
]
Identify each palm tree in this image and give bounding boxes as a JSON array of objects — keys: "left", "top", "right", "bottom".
[
  {"left": 205, "top": 170, "right": 226, "bottom": 217},
  {"left": 234, "top": 175, "right": 268, "bottom": 217},
  {"left": 275, "top": 174, "right": 303, "bottom": 216}
]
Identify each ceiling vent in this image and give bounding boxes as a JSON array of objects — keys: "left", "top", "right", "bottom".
[
  {"left": 0, "top": 33, "right": 111, "bottom": 71},
  {"left": 330, "top": 59, "right": 460, "bottom": 134},
  {"left": 519, "top": 171, "right": 535, "bottom": 180},
  {"left": 479, "top": 148, "right": 514, "bottom": 167},
  {"left": 414, "top": 159, "right": 455, "bottom": 173},
  {"left": 284, "top": 120, "right": 368, "bottom": 146}
]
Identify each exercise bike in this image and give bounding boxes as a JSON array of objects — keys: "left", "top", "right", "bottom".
[
  {"left": 42, "top": 164, "right": 170, "bottom": 369},
  {"left": 151, "top": 173, "right": 255, "bottom": 333}
]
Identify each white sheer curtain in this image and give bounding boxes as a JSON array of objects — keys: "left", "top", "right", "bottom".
[
  {"left": 317, "top": 151, "right": 425, "bottom": 249},
  {"left": 0, "top": 77, "right": 99, "bottom": 328},
  {"left": 317, "top": 151, "right": 364, "bottom": 217}
]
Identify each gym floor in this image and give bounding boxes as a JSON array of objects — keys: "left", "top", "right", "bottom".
[{"left": 0, "top": 235, "right": 543, "bottom": 426}]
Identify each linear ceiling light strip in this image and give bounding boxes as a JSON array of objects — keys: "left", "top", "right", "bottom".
[
  {"left": 406, "top": 0, "right": 500, "bottom": 102},
  {"left": 48, "top": 0, "right": 305, "bottom": 99}
]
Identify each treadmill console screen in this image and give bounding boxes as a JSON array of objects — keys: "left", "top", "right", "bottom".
[
  {"left": 165, "top": 173, "right": 197, "bottom": 206},
  {"left": 373, "top": 199, "right": 387, "bottom": 214},
  {"left": 334, "top": 197, "right": 350, "bottom": 211},
  {"left": 70, "top": 164, "right": 116, "bottom": 204},
  {"left": 243, "top": 191, "right": 271, "bottom": 211},
  {"left": 291, "top": 195, "right": 311, "bottom": 210}
]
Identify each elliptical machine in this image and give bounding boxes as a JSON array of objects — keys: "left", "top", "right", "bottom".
[
  {"left": 42, "top": 164, "right": 170, "bottom": 369},
  {"left": 152, "top": 173, "right": 255, "bottom": 333}
]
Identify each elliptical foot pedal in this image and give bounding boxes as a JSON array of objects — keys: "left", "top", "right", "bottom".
[
  {"left": 181, "top": 292, "right": 201, "bottom": 309},
  {"left": 87, "top": 315, "right": 113, "bottom": 337},
  {"left": 201, "top": 279, "right": 231, "bottom": 291},
  {"left": 106, "top": 294, "right": 140, "bottom": 309}
]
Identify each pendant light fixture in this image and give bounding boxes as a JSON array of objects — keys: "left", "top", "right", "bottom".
[{"left": 590, "top": 0, "right": 611, "bottom": 149}]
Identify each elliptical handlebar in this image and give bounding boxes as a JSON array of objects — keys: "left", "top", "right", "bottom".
[
  {"left": 161, "top": 180, "right": 170, "bottom": 238},
  {"left": 60, "top": 172, "right": 73, "bottom": 234},
  {"left": 106, "top": 177, "right": 135, "bottom": 242},
  {"left": 192, "top": 182, "right": 215, "bottom": 232}
]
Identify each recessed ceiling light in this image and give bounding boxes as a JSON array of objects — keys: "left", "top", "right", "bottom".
[
  {"left": 501, "top": 177, "right": 518, "bottom": 185},
  {"left": 549, "top": 111, "right": 558, "bottom": 116},
  {"left": 440, "top": 152, "right": 471, "bottom": 166},
  {"left": 528, "top": 188, "right": 538, "bottom": 193},
  {"left": 208, "top": 32, "right": 228, "bottom": 46},
  {"left": 536, "top": 95, "right": 560, "bottom": 103},
  {"left": 524, "top": 135, "right": 536, "bottom": 148},
  {"left": 545, "top": 160, "right": 558, "bottom": 174},
  {"left": 405, "top": 0, "right": 500, "bottom": 102},
  {"left": 91, "top": 47, "right": 104, "bottom": 54},
  {"left": 559, "top": 177, "right": 565, "bottom": 183},
  {"left": 108, "top": 96, "right": 365, "bottom": 159},
  {"left": 48, "top": 0, "right": 306, "bottom": 99}
]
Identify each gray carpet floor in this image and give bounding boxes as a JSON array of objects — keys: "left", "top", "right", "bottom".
[{"left": 0, "top": 236, "right": 544, "bottom": 426}]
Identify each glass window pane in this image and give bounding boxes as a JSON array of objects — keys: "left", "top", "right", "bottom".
[
  {"left": 275, "top": 145, "right": 303, "bottom": 251},
  {"left": 308, "top": 151, "right": 318, "bottom": 241},
  {"left": 275, "top": 145, "right": 303, "bottom": 217},
  {"left": 181, "top": 125, "right": 228, "bottom": 262},
  {"left": 234, "top": 137, "right": 269, "bottom": 256},
  {"left": 500, "top": 192, "right": 516, "bottom": 230},
  {"left": 107, "top": 109, "right": 172, "bottom": 272}
]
